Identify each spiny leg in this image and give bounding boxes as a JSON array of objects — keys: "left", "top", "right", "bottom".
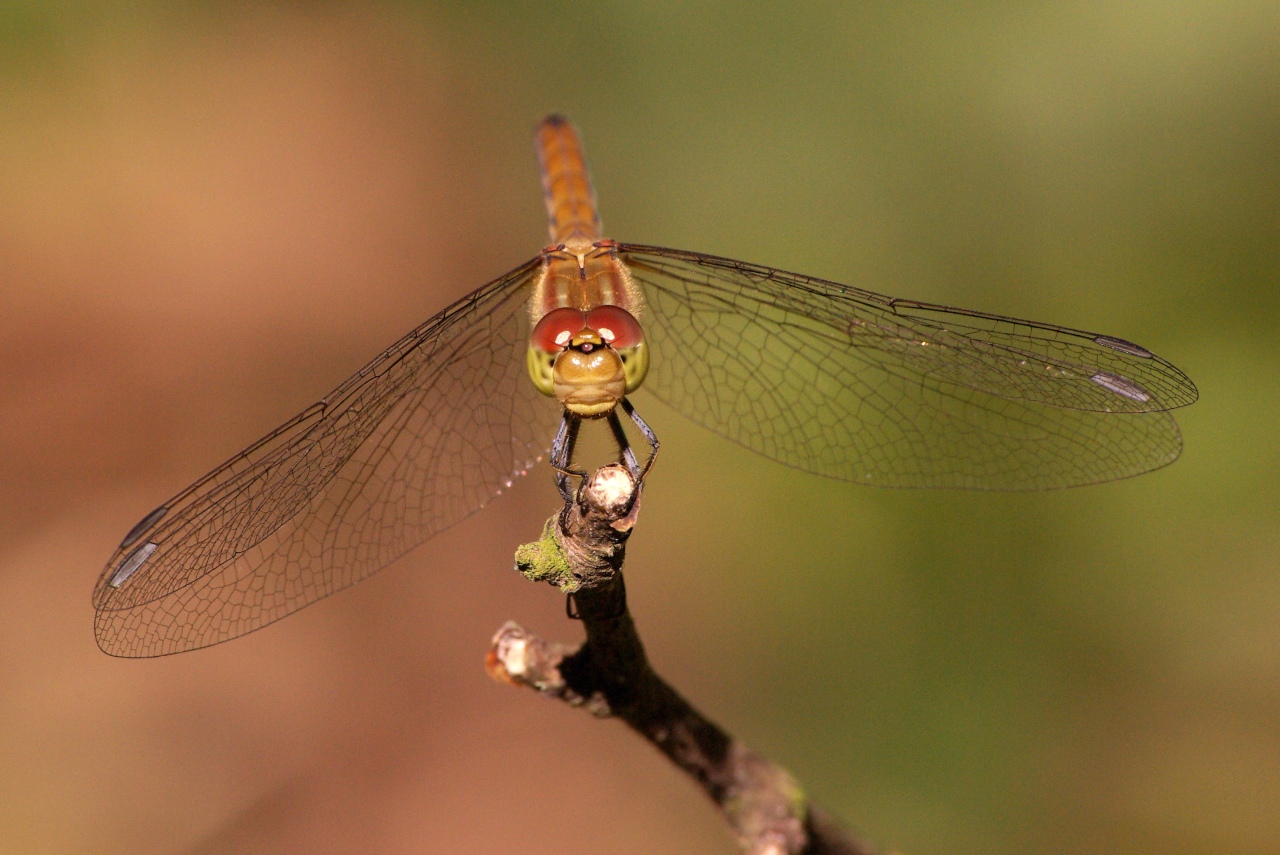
[
  {"left": 607, "top": 410, "right": 642, "bottom": 479},
  {"left": 620, "top": 397, "right": 659, "bottom": 479},
  {"left": 550, "top": 412, "right": 585, "bottom": 503},
  {"left": 563, "top": 401, "right": 654, "bottom": 622}
]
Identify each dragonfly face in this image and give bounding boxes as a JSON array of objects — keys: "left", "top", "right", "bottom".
[
  {"left": 91, "top": 114, "right": 1197, "bottom": 657},
  {"left": 526, "top": 243, "right": 650, "bottom": 416},
  {"left": 527, "top": 302, "right": 649, "bottom": 416}
]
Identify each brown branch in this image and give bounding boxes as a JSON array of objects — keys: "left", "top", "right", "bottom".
[{"left": 486, "top": 463, "right": 887, "bottom": 855}]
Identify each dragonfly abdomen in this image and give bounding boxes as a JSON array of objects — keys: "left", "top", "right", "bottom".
[{"left": 536, "top": 115, "right": 601, "bottom": 246}]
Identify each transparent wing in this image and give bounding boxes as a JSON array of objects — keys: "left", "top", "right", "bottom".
[
  {"left": 619, "top": 245, "right": 1196, "bottom": 490},
  {"left": 93, "top": 258, "right": 560, "bottom": 657}
]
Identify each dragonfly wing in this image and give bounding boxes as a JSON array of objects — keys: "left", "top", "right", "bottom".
[
  {"left": 93, "top": 258, "right": 558, "bottom": 657},
  {"left": 620, "top": 245, "right": 1195, "bottom": 490}
]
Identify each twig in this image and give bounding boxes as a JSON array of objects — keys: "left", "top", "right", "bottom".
[{"left": 486, "top": 463, "right": 886, "bottom": 855}]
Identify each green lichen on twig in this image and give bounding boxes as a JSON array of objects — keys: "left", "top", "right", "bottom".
[
  {"left": 787, "top": 781, "right": 809, "bottom": 823},
  {"left": 718, "top": 747, "right": 810, "bottom": 851},
  {"left": 494, "top": 462, "right": 878, "bottom": 855},
  {"left": 514, "top": 516, "right": 579, "bottom": 593}
]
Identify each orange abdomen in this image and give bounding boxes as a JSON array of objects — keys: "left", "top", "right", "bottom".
[{"left": 536, "top": 115, "right": 601, "bottom": 246}]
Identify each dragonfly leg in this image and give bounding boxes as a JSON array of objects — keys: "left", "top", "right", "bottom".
[
  {"left": 607, "top": 410, "right": 643, "bottom": 480},
  {"left": 620, "top": 397, "right": 660, "bottom": 479},
  {"left": 551, "top": 412, "right": 586, "bottom": 503}
]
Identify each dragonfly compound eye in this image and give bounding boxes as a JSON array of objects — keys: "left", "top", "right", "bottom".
[
  {"left": 530, "top": 307, "right": 588, "bottom": 352},
  {"left": 584, "top": 305, "right": 648, "bottom": 393},
  {"left": 584, "top": 305, "right": 643, "bottom": 348},
  {"left": 529, "top": 305, "right": 649, "bottom": 401},
  {"left": 528, "top": 307, "right": 589, "bottom": 396}
]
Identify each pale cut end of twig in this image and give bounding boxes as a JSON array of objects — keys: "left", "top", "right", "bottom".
[
  {"left": 485, "top": 622, "right": 530, "bottom": 685},
  {"left": 486, "top": 621, "right": 552, "bottom": 686},
  {"left": 582, "top": 464, "right": 640, "bottom": 530},
  {"left": 485, "top": 621, "right": 573, "bottom": 697},
  {"left": 584, "top": 464, "right": 633, "bottom": 506},
  {"left": 493, "top": 457, "right": 883, "bottom": 854}
]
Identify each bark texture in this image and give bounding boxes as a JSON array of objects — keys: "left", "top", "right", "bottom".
[{"left": 487, "top": 463, "right": 887, "bottom": 855}]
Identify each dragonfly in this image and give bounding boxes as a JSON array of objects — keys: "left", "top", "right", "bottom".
[{"left": 93, "top": 115, "right": 1197, "bottom": 657}]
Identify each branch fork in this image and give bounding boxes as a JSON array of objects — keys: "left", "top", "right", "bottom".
[{"left": 486, "top": 463, "right": 884, "bottom": 855}]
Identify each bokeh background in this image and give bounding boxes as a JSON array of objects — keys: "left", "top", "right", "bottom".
[{"left": 0, "top": 3, "right": 1275, "bottom": 853}]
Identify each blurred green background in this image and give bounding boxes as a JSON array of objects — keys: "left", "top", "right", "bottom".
[{"left": 0, "top": 2, "right": 1275, "bottom": 853}]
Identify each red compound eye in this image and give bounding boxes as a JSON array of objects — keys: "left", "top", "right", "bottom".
[
  {"left": 530, "top": 307, "right": 587, "bottom": 352},
  {"left": 585, "top": 305, "right": 643, "bottom": 348}
]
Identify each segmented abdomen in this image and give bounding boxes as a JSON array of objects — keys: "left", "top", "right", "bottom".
[{"left": 535, "top": 115, "right": 600, "bottom": 246}]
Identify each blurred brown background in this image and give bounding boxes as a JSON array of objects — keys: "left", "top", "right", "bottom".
[{"left": 0, "top": 3, "right": 1275, "bottom": 853}]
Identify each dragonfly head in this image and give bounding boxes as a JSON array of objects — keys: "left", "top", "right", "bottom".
[{"left": 527, "top": 305, "right": 650, "bottom": 417}]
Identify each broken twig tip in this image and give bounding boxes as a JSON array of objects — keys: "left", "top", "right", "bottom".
[
  {"left": 491, "top": 460, "right": 881, "bottom": 854},
  {"left": 485, "top": 621, "right": 529, "bottom": 685}
]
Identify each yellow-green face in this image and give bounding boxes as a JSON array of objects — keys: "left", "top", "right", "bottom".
[{"left": 526, "top": 306, "right": 650, "bottom": 417}]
